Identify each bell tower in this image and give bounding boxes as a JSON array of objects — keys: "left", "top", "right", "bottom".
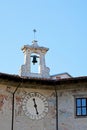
[{"left": 19, "top": 34, "right": 50, "bottom": 78}]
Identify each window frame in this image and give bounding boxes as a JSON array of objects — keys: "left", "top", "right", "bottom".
[{"left": 75, "top": 97, "right": 87, "bottom": 117}]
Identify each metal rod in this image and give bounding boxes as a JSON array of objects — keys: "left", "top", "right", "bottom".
[
  {"left": 11, "top": 83, "right": 21, "bottom": 130},
  {"left": 33, "top": 29, "right": 37, "bottom": 40},
  {"left": 11, "top": 93, "right": 14, "bottom": 130},
  {"left": 55, "top": 85, "right": 58, "bottom": 130}
]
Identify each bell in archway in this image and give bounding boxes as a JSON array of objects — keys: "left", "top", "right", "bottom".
[{"left": 31, "top": 55, "right": 39, "bottom": 65}]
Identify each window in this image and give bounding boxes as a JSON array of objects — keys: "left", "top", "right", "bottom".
[{"left": 76, "top": 98, "right": 87, "bottom": 116}]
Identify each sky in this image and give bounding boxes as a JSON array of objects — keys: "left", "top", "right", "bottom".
[{"left": 0, "top": 0, "right": 87, "bottom": 77}]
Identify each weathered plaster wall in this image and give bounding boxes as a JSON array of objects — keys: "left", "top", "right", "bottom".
[
  {"left": 1, "top": 83, "right": 87, "bottom": 130},
  {"left": 58, "top": 87, "right": 87, "bottom": 130},
  {"left": 0, "top": 85, "right": 12, "bottom": 130},
  {"left": 0, "top": 84, "right": 56, "bottom": 130}
]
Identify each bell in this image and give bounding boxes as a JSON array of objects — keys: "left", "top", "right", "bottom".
[{"left": 32, "top": 55, "right": 38, "bottom": 65}]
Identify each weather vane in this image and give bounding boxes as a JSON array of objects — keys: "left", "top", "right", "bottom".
[{"left": 33, "top": 29, "right": 37, "bottom": 40}]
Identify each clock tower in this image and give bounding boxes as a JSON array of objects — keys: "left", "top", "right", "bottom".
[
  {"left": 1, "top": 31, "right": 87, "bottom": 130},
  {"left": 19, "top": 40, "right": 50, "bottom": 78},
  {"left": 0, "top": 33, "right": 57, "bottom": 130},
  {"left": 16, "top": 36, "right": 56, "bottom": 130}
]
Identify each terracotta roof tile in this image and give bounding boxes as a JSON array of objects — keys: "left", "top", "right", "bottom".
[{"left": 0, "top": 72, "right": 87, "bottom": 85}]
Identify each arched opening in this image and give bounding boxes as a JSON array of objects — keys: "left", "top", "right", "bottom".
[{"left": 31, "top": 53, "right": 40, "bottom": 74}]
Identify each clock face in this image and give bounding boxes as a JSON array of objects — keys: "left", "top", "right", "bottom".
[{"left": 22, "top": 92, "right": 48, "bottom": 120}]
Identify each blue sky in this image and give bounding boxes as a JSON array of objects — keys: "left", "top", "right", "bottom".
[{"left": 0, "top": 0, "right": 87, "bottom": 77}]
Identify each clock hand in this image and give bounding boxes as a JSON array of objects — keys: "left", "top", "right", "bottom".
[{"left": 33, "top": 98, "right": 39, "bottom": 115}]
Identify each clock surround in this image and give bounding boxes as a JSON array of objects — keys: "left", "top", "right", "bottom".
[{"left": 22, "top": 92, "right": 49, "bottom": 120}]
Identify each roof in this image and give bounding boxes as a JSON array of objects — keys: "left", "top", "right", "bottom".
[
  {"left": 51, "top": 72, "right": 72, "bottom": 78},
  {"left": 0, "top": 72, "right": 87, "bottom": 87}
]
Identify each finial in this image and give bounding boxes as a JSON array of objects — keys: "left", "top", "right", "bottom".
[
  {"left": 33, "top": 29, "right": 37, "bottom": 40},
  {"left": 32, "top": 29, "right": 38, "bottom": 46}
]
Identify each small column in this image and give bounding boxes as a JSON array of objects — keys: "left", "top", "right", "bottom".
[
  {"left": 24, "top": 49, "right": 31, "bottom": 73},
  {"left": 40, "top": 53, "right": 45, "bottom": 73}
]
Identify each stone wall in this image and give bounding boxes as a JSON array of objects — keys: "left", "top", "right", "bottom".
[
  {"left": 0, "top": 83, "right": 87, "bottom": 130},
  {"left": 58, "top": 88, "right": 87, "bottom": 130},
  {"left": 0, "top": 84, "right": 56, "bottom": 130}
]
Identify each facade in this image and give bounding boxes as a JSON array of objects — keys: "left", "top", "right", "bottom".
[
  {"left": 0, "top": 73, "right": 87, "bottom": 130},
  {"left": 0, "top": 40, "right": 87, "bottom": 130}
]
